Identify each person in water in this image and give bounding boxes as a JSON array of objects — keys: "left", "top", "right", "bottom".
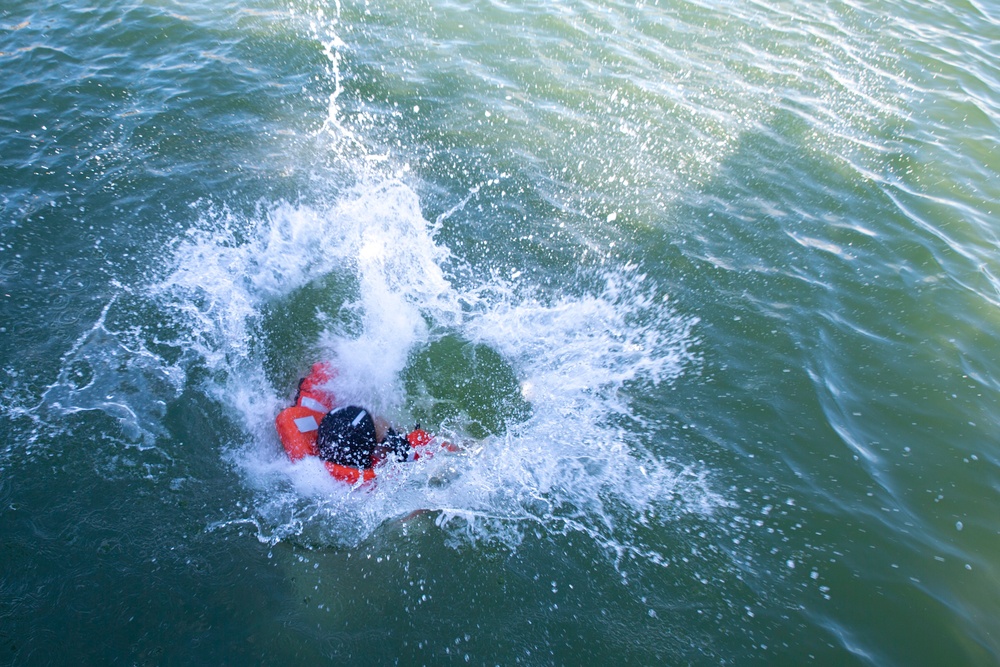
[{"left": 316, "top": 405, "right": 413, "bottom": 469}]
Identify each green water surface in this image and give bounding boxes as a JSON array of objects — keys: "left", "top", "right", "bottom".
[{"left": 1, "top": 0, "right": 998, "bottom": 665}]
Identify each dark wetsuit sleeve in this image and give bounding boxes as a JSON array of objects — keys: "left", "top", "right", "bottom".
[{"left": 382, "top": 429, "right": 412, "bottom": 462}]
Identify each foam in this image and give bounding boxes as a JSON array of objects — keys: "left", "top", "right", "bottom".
[
  {"left": 4, "top": 286, "right": 187, "bottom": 459},
  {"left": 147, "top": 171, "right": 722, "bottom": 563}
]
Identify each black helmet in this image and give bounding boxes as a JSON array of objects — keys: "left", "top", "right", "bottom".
[{"left": 317, "top": 406, "right": 377, "bottom": 469}]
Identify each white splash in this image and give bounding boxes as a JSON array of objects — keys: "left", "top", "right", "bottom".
[{"left": 150, "top": 169, "right": 720, "bottom": 562}]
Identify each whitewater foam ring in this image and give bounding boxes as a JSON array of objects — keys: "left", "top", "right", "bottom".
[{"left": 150, "top": 171, "right": 723, "bottom": 562}]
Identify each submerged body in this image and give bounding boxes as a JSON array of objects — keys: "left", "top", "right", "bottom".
[{"left": 275, "top": 362, "right": 447, "bottom": 485}]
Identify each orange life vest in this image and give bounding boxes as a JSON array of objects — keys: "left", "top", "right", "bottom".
[{"left": 275, "top": 362, "right": 452, "bottom": 486}]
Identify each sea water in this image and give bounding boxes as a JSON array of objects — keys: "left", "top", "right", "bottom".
[{"left": 1, "top": 0, "right": 998, "bottom": 664}]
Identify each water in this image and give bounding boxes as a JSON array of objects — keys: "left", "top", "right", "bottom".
[{"left": 1, "top": 0, "right": 997, "bottom": 664}]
